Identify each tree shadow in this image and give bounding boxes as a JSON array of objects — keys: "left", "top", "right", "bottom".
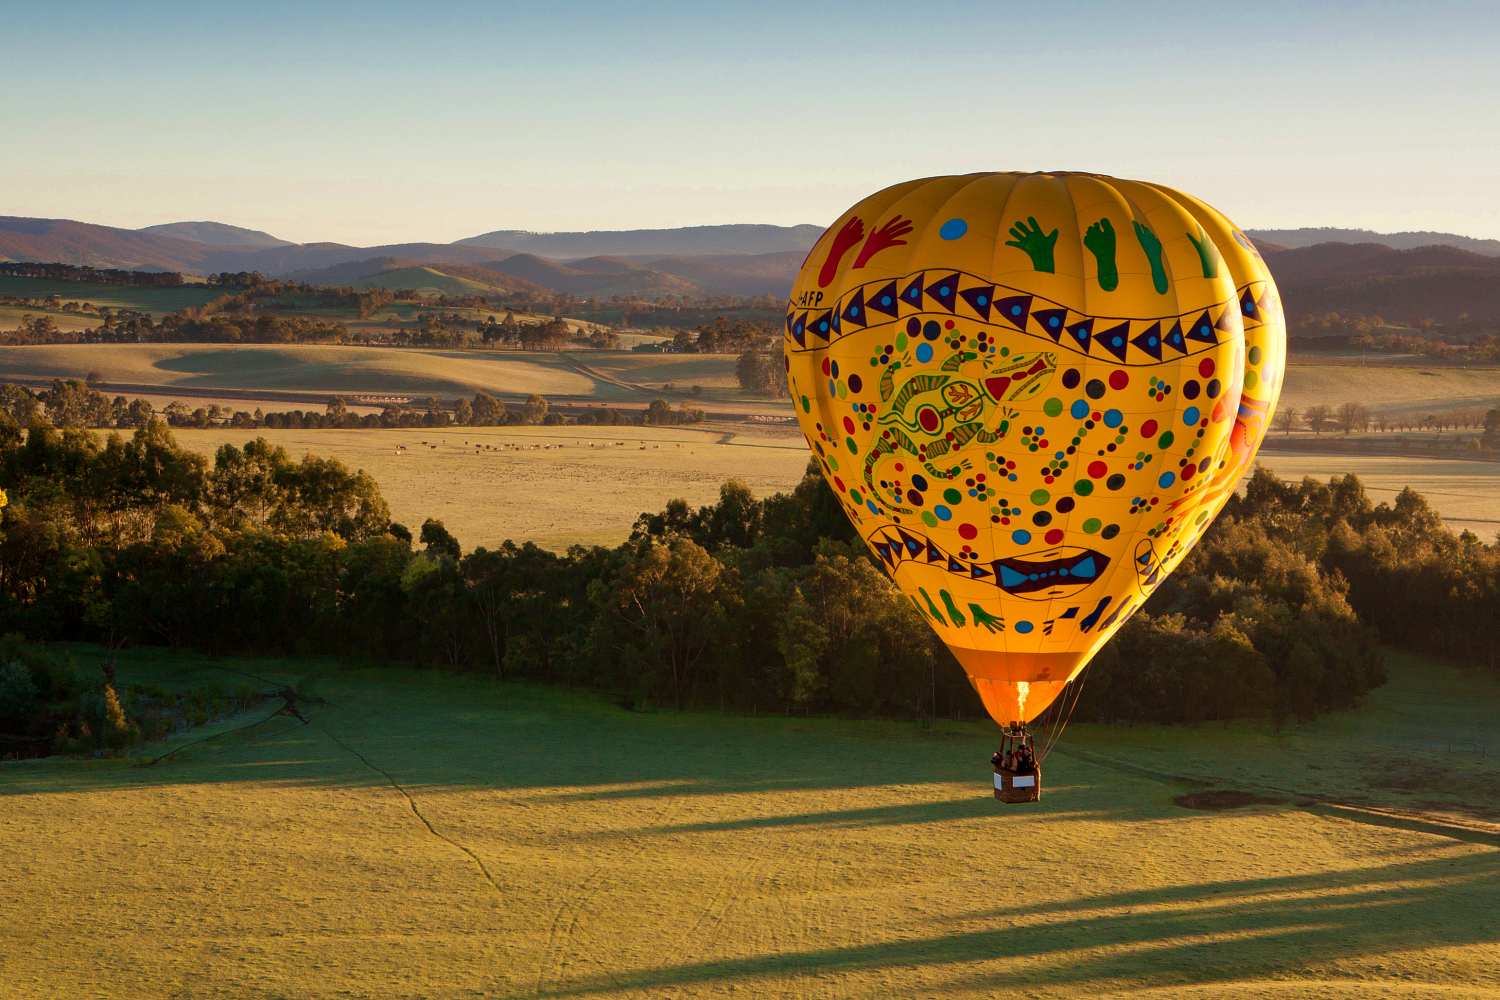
[{"left": 536, "top": 850, "right": 1500, "bottom": 997}]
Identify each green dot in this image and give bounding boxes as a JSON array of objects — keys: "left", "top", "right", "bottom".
[
  {"left": 826, "top": 455, "right": 840, "bottom": 472},
  {"left": 1244, "top": 370, "right": 1259, "bottom": 390},
  {"left": 1082, "top": 518, "right": 1101, "bottom": 534},
  {"left": 943, "top": 488, "right": 962, "bottom": 504},
  {"left": 837, "top": 382, "right": 848, "bottom": 400},
  {"left": 845, "top": 436, "right": 858, "bottom": 453},
  {"left": 801, "top": 396, "right": 811, "bottom": 412},
  {"left": 896, "top": 332, "right": 909, "bottom": 350},
  {"left": 922, "top": 511, "right": 938, "bottom": 527},
  {"left": 1029, "top": 488, "right": 1050, "bottom": 505},
  {"left": 999, "top": 346, "right": 1010, "bottom": 356},
  {"left": 1074, "top": 480, "right": 1093, "bottom": 496},
  {"left": 1248, "top": 345, "right": 1263, "bottom": 365},
  {"left": 850, "top": 489, "right": 862, "bottom": 504},
  {"left": 1157, "top": 431, "right": 1174, "bottom": 449},
  {"left": 1043, "top": 397, "right": 1063, "bottom": 417}
]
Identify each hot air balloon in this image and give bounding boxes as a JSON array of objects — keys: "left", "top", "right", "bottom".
[{"left": 784, "top": 173, "right": 1285, "bottom": 795}]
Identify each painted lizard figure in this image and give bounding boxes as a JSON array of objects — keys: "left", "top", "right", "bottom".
[{"left": 863, "top": 347, "right": 1056, "bottom": 514}]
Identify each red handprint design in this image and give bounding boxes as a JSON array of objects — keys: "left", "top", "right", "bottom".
[
  {"left": 817, "top": 216, "right": 865, "bottom": 288},
  {"left": 853, "top": 215, "right": 914, "bottom": 269}
]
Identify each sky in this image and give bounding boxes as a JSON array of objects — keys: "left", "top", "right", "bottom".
[{"left": 3, "top": 0, "right": 1498, "bottom": 246}]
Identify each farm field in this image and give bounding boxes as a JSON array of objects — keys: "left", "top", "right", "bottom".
[
  {"left": 155, "top": 425, "right": 1494, "bottom": 550},
  {"left": 2, "top": 647, "right": 1496, "bottom": 999},
  {"left": 1, "top": 343, "right": 1498, "bottom": 421},
  {"left": 1253, "top": 451, "right": 1500, "bottom": 536},
  {"left": 0, "top": 274, "right": 223, "bottom": 315},
  {"left": 166, "top": 425, "right": 812, "bottom": 550}
]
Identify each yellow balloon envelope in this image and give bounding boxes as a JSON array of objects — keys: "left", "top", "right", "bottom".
[{"left": 785, "top": 172, "right": 1285, "bottom": 727}]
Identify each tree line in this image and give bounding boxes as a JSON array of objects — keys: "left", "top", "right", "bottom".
[
  {"left": 4, "top": 417, "right": 1494, "bottom": 756},
  {"left": 0, "top": 380, "right": 704, "bottom": 433}
]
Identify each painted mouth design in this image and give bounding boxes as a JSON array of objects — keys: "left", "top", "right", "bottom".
[{"left": 997, "top": 547, "right": 1110, "bottom": 598}]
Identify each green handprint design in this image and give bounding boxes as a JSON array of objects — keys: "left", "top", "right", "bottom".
[
  {"left": 916, "top": 587, "right": 946, "bottom": 625},
  {"left": 1186, "top": 226, "right": 1219, "bottom": 278},
  {"left": 1005, "top": 216, "right": 1058, "bottom": 274},
  {"left": 968, "top": 604, "right": 1005, "bottom": 634},
  {"left": 1083, "top": 217, "right": 1119, "bottom": 291},
  {"left": 1133, "top": 220, "right": 1169, "bottom": 294},
  {"left": 940, "top": 590, "right": 966, "bottom": 627}
]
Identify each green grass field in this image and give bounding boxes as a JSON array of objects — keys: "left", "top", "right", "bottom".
[
  {"left": 2, "top": 647, "right": 1496, "bottom": 998},
  {"left": 0, "top": 274, "right": 223, "bottom": 316}
]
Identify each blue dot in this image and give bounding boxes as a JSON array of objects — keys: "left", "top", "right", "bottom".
[
  {"left": 881, "top": 296, "right": 892, "bottom": 306},
  {"left": 977, "top": 295, "right": 988, "bottom": 306},
  {"left": 1159, "top": 472, "right": 1176, "bottom": 489},
  {"left": 1183, "top": 406, "right": 1201, "bottom": 425},
  {"left": 866, "top": 500, "right": 879, "bottom": 514},
  {"left": 1016, "top": 620, "right": 1034, "bottom": 634},
  {"left": 1011, "top": 305, "right": 1023, "bottom": 316},
  {"left": 938, "top": 285, "right": 949, "bottom": 296},
  {"left": 934, "top": 505, "right": 952, "bottom": 521},
  {"left": 1070, "top": 400, "right": 1089, "bottom": 419},
  {"left": 830, "top": 361, "right": 839, "bottom": 377},
  {"left": 915, "top": 343, "right": 934, "bottom": 363},
  {"left": 1103, "top": 409, "right": 1123, "bottom": 428},
  {"left": 850, "top": 306, "right": 860, "bottom": 316},
  {"left": 939, "top": 217, "right": 969, "bottom": 240},
  {"left": 1049, "top": 316, "right": 1061, "bottom": 328},
  {"left": 819, "top": 320, "right": 828, "bottom": 332},
  {"left": 1149, "top": 336, "right": 1159, "bottom": 347},
  {"left": 1012, "top": 529, "right": 1032, "bottom": 544}
]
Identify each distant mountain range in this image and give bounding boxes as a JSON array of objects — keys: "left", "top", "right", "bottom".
[
  {"left": 3, "top": 215, "right": 1499, "bottom": 323},
  {"left": 1248, "top": 227, "right": 1500, "bottom": 256}
]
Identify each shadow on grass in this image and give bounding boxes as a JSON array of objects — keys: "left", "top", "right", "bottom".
[{"left": 536, "top": 850, "right": 1500, "bottom": 997}]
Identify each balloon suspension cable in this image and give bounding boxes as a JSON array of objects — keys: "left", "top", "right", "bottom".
[{"left": 1037, "top": 666, "right": 1091, "bottom": 763}]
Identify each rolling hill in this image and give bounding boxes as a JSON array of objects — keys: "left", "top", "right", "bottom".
[
  {"left": 1262, "top": 243, "right": 1500, "bottom": 326},
  {"left": 454, "top": 223, "right": 822, "bottom": 258},
  {"left": 137, "top": 221, "right": 293, "bottom": 249}
]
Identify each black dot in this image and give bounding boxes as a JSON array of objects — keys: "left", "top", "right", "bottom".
[
  {"left": 1101, "top": 523, "right": 1120, "bottom": 539},
  {"left": 1032, "top": 510, "right": 1052, "bottom": 526},
  {"left": 1062, "top": 368, "right": 1081, "bottom": 389},
  {"left": 1086, "top": 379, "right": 1106, "bottom": 399},
  {"left": 1106, "top": 474, "right": 1126, "bottom": 490},
  {"left": 1183, "top": 380, "right": 1201, "bottom": 400},
  {"left": 1056, "top": 497, "right": 1075, "bottom": 513}
]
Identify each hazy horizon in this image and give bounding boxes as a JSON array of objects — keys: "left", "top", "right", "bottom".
[{"left": 4, "top": 1, "right": 1498, "bottom": 245}]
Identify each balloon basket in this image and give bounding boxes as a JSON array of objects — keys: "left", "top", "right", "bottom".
[{"left": 992, "top": 726, "right": 1041, "bottom": 803}]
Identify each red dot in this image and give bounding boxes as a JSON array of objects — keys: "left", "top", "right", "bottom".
[
  {"left": 821, "top": 358, "right": 832, "bottom": 375},
  {"left": 842, "top": 416, "right": 855, "bottom": 434},
  {"left": 959, "top": 523, "right": 978, "bottom": 540},
  {"left": 894, "top": 463, "right": 904, "bottom": 471},
  {"left": 834, "top": 477, "right": 846, "bottom": 492},
  {"left": 945, "top": 319, "right": 955, "bottom": 329},
  {"left": 1045, "top": 528, "right": 1064, "bottom": 544},
  {"left": 1181, "top": 465, "right": 1196, "bottom": 481},
  {"left": 1198, "top": 358, "right": 1215, "bottom": 378},
  {"left": 1109, "top": 370, "right": 1129, "bottom": 390},
  {"left": 1141, "top": 419, "right": 1159, "bottom": 437},
  {"left": 1088, "top": 461, "right": 1108, "bottom": 478}
]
